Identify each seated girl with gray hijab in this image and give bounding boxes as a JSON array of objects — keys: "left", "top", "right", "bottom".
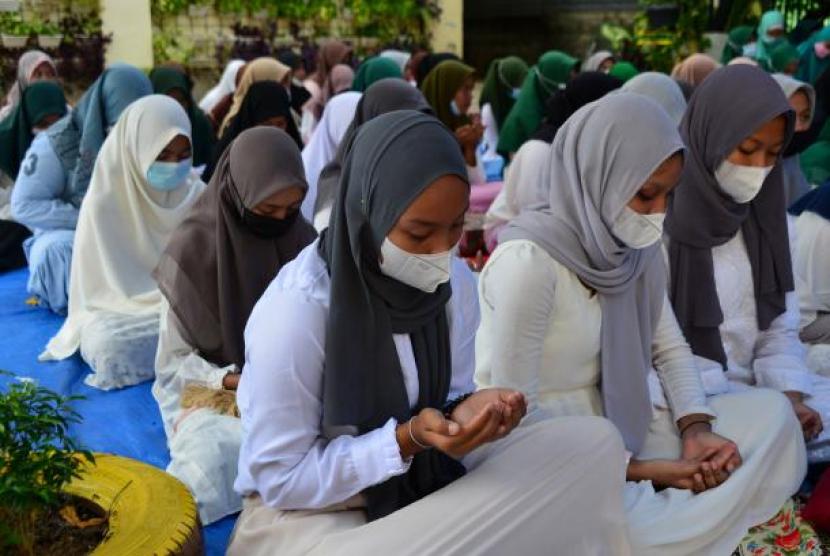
[
  {"left": 476, "top": 92, "right": 804, "bottom": 556},
  {"left": 666, "top": 65, "right": 830, "bottom": 465},
  {"left": 151, "top": 127, "right": 317, "bottom": 526},
  {"left": 227, "top": 110, "right": 632, "bottom": 556}
]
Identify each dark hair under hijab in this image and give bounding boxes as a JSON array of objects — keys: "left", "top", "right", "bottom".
[
  {"left": 665, "top": 65, "right": 795, "bottom": 367},
  {"left": 532, "top": 71, "right": 623, "bottom": 143},
  {"left": 318, "top": 110, "right": 469, "bottom": 521},
  {"left": 203, "top": 80, "right": 301, "bottom": 181}
]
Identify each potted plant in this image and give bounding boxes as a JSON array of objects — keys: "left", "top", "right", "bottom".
[
  {"left": 33, "top": 18, "right": 64, "bottom": 49},
  {"left": 0, "top": 374, "right": 204, "bottom": 555},
  {"left": 0, "top": 12, "right": 30, "bottom": 48},
  {"left": 0, "top": 374, "right": 99, "bottom": 556}
]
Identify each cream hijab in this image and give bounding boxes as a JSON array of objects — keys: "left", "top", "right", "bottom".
[
  {"left": 42, "top": 95, "right": 205, "bottom": 361},
  {"left": 484, "top": 138, "right": 550, "bottom": 231},
  {"left": 218, "top": 58, "right": 290, "bottom": 137}
]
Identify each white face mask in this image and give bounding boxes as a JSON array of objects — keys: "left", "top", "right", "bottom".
[
  {"left": 379, "top": 237, "right": 452, "bottom": 293},
  {"left": 611, "top": 206, "right": 665, "bottom": 249},
  {"left": 449, "top": 99, "right": 462, "bottom": 117},
  {"left": 714, "top": 159, "right": 773, "bottom": 204},
  {"left": 742, "top": 42, "right": 758, "bottom": 58}
]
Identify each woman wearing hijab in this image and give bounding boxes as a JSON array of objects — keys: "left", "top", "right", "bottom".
[
  {"left": 476, "top": 92, "right": 804, "bottom": 555},
  {"left": 413, "top": 52, "right": 460, "bottom": 87},
  {"left": 771, "top": 42, "right": 802, "bottom": 75},
  {"left": 800, "top": 68, "right": 830, "bottom": 185},
  {"left": 583, "top": 50, "right": 615, "bottom": 73},
  {"left": 352, "top": 57, "right": 402, "bottom": 93},
  {"left": 755, "top": 10, "right": 788, "bottom": 69},
  {"left": 219, "top": 57, "right": 291, "bottom": 138},
  {"left": 153, "top": 126, "right": 316, "bottom": 526},
  {"left": 771, "top": 73, "right": 815, "bottom": 205},
  {"left": 665, "top": 65, "right": 830, "bottom": 464},
  {"left": 301, "top": 91, "right": 361, "bottom": 221},
  {"left": 379, "top": 49, "right": 411, "bottom": 74},
  {"left": 797, "top": 26, "right": 830, "bottom": 85},
  {"left": 621, "top": 71, "right": 687, "bottom": 126},
  {"left": 479, "top": 56, "right": 528, "bottom": 159},
  {"left": 204, "top": 81, "right": 301, "bottom": 182},
  {"left": 497, "top": 50, "right": 578, "bottom": 156},
  {"left": 721, "top": 26, "right": 755, "bottom": 65},
  {"left": 790, "top": 181, "right": 830, "bottom": 345},
  {"left": 40, "top": 95, "right": 204, "bottom": 390},
  {"left": 302, "top": 63, "right": 355, "bottom": 142},
  {"left": 312, "top": 79, "right": 432, "bottom": 230},
  {"left": 11, "top": 64, "right": 152, "bottom": 314},
  {"left": 301, "top": 41, "right": 351, "bottom": 142},
  {"left": 0, "top": 50, "right": 59, "bottom": 122},
  {"left": 421, "top": 60, "right": 485, "bottom": 185},
  {"left": 532, "top": 71, "right": 622, "bottom": 143},
  {"left": 671, "top": 54, "right": 721, "bottom": 87},
  {"left": 199, "top": 59, "right": 245, "bottom": 113},
  {"left": 0, "top": 81, "right": 66, "bottom": 272},
  {"left": 151, "top": 66, "right": 216, "bottom": 169},
  {"left": 608, "top": 61, "right": 639, "bottom": 82},
  {"left": 226, "top": 109, "right": 630, "bottom": 556}
]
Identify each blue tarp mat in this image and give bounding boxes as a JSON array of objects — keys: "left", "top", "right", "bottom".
[{"left": 0, "top": 268, "right": 235, "bottom": 555}]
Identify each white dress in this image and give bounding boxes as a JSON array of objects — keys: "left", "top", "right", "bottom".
[
  {"left": 697, "top": 227, "right": 830, "bottom": 463},
  {"left": 476, "top": 239, "right": 806, "bottom": 556},
  {"left": 153, "top": 298, "right": 243, "bottom": 525},
  {"left": 793, "top": 211, "right": 830, "bottom": 338},
  {"left": 227, "top": 241, "right": 632, "bottom": 556}
]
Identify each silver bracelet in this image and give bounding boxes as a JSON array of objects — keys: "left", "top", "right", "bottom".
[{"left": 408, "top": 416, "right": 431, "bottom": 450}]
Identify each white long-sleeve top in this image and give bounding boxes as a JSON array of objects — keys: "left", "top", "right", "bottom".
[
  {"left": 233, "top": 241, "right": 480, "bottom": 510},
  {"left": 481, "top": 103, "right": 499, "bottom": 159},
  {"left": 793, "top": 211, "right": 830, "bottom": 326},
  {"left": 153, "top": 297, "right": 238, "bottom": 438},
  {"left": 475, "top": 239, "right": 714, "bottom": 425},
  {"left": 700, "top": 226, "right": 812, "bottom": 396}
]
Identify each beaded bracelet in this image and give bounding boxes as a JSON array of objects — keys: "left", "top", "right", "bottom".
[{"left": 442, "top": 392, "right": 474, "bottom": 419}]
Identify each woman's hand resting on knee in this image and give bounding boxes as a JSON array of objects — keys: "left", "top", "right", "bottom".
[{"left": 396, "top": 389, "right": 527, "bottom": 459}]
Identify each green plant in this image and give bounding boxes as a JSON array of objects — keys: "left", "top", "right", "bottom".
[
  {"left": 636, "top": 0, "right": 712, "bottom": 73},
  {"left": 0, "top": 12, "right": 32, "bottom": 36},
  {"left": 153, "top": 26, "right": 196, "bottom": 65},
  {"left": 28, "top": 16, "right": 62, "bottom": 36},
  {"left": 0, "top": 373, "right": 94, "bottom": 556}
]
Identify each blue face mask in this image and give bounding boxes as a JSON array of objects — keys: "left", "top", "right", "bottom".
[
  {"left": 509, "top": 88, "right": 522, "bottom": 100},
  {"left": 146, "top": 159, "right": 192, "bottom": 191},
  {"left": 449, "top": 99, "right": 462, "bottom": 117}
]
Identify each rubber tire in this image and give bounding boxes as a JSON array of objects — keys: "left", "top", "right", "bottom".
[{"left": 63, "top": 454, "right": 203, "bottom": 556}]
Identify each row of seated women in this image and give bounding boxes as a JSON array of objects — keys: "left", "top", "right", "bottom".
[{"left": 4, "top": 43, "right": 830, "bottom": 555}]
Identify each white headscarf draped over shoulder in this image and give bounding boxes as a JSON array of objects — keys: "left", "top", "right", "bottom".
[{"left": 42, "top": 95, "right": 206, "bottom": 361}]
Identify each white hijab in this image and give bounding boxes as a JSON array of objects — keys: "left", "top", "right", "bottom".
[
  {"left": 198, "top": 59, "right": 245, "bottom": 112},
  {"left": 484, "top": 139, "right": 550, "bottom": 231},
  {"left": 42, "top": 95, "right": 205, "bottom": 360},
  {"left": 300, "top": 91, "right": 361, "bottom": 220},
  {"left": 583, "top": 50, "right": 614, "bottom": 72},
  {"left": 380, "top": 49, "right": 412, "bottom": 73}
]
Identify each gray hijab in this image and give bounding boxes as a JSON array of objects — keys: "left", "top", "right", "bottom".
[
  {"left": 154, "top": 127, "right": 316, "bottom": 369},
  {"left": 319, "top": 110, "right": 469, "bottom": 520},
  {"left": 771, "top": 73, "right": 816, "bottom": 205},
  {"left": 500, "top": 93, "right": 685, "bottom": 453},
  {"left": 313, "top": 78, "right": 433, "bottom": 220},
  {"left": 666, "top": 65, "right": 794, "bottom": 368},
  {"left": 621, "top": 72, "right": 688, "bottom": 126}
]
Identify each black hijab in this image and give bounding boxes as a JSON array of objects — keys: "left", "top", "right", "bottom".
[
  {"left": 203, "top": 81, "right": 301, "bottom": 181},
  {"left": 532, "top": 71, "right": 623, "bottom": 143},
  {"left": 666, "top": 65, "right": 795, "bottom": 367},
  {"left": 318, "top": 110, "right": 469, "bottom": 521}
]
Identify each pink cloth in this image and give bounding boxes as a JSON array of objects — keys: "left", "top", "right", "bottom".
[{"left": 470, "top": 181, "right": 503, "bottom": 214}]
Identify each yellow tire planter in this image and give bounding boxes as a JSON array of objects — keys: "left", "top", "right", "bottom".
[{"left": 63, "top": 454, "right": 203, "bottom": 556}]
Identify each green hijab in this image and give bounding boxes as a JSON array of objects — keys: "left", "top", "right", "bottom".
[
  {"left": 609, "top": 61, "right": 639, "bottom": 82},
  {"left": 352, "top": 57, "right": 403, "bottom": 92},
  {"left": 797, "top": 26, "right": 830, "bottom": 84},
  {"left": 722, "top": 26, "right": 754, "bottom": 64},
  {"left": 479, "top": 56, "right": 529, "bottom": 129},
  {"left": 770, "top": 42, "right": 800, "bottom": 73},
  {"left": 497, "top": 50, "right": 578, "bottom": 155},
  {"left": 756, "top": 10, "right": 787, "bottom": 66},
  {"left": 0, "top": 81, "right": 66, "bottom": 179},
  {"left": 150, "top": 66, "right": 216, "bottom": 167},
  {"left": 420, "top": 60, "right": 475, "bottom": 130}
]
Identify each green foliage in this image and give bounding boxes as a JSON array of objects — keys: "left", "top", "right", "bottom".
[
  {"left": 0, "top": 12, "right": 32, "bottom": 36},
  {"left": 0, "top": 373, "right": 94, "bottom": 556},
  {"left": 636, "top": 0, "right": 712, "bottom": 73},
  {"left": 153, "top": 27, "right": 196, "bottom": 65}
]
